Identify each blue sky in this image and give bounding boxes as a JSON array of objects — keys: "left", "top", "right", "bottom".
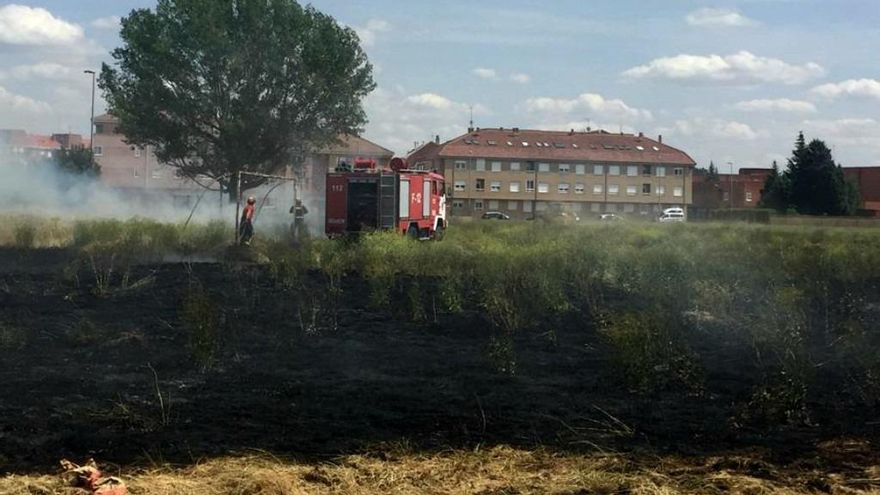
[{"left": 1, "top": 0, "right": 879, "bottom": 168}]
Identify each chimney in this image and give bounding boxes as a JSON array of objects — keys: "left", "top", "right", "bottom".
[
  {"left": 512, "top": 127, "right": 519, "bottom": 134},
  {"left": 569, "top": 129, "right": 575, "bottom": 136},
  {"left": 638, "top": 132, "right": 644, "bottom": 138},
  {"left": 658, "top": 134, "right": 663, "bottom": 144},
  {"left": 467, "top": 127, "right": 474, "bottom": 133},
  {"left": 435, "top": 135, "right": 440, "bottom": 144}
]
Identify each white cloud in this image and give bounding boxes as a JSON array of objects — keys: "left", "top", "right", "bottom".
[
  {"left": 811, "top": 79, "right": 880, "bottom": 101},
  {"left": 686, "top": 8, "right": 757, "bottom": 27},
  {"left": 355, "top": 18, "right": 390, "bottom": 48},
  {"left": 524, "top": 93, "right": 653, "bottom": 123},
  {"left": 735, "top": 98, "right": 817, "bottom": 113},
  {"left": 661, "top": 117, "right": 758, "bottom": 140},
  {"left": 510, "top": 73, "right": 531, "bottom": 84},
  {"left": 473, "top": 67, "right": 497, "bottom": 80},
  {"left": 0, "top": 4, "right": 84, "bottom": 46},
  {"left": 0, "top": 85, "right": 52, "bottom": 116},
  {"left": 364, "top": 88, "right": 489, "bottom": 154},
  {"left": 623, "top": 51, "right": 825, "bottom": 85},
  {"left": 0, "top": 63, "right": 82, "bottom": 82},
  {"left": 802, "top": 118, "right": 880, "bottom": 150},
  {"left": 91, "top": 16, "right": 121, "bottom": 31}
]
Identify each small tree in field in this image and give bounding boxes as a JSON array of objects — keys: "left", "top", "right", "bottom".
[
  {"left": 787, "top": 132, "right": 859, "bottom": 215},
  {"left": 100, "top": 0, "right": 375, "bottom": 198},
  {"left": 759, "top": 161, "right": 789, "bottom": 212}
]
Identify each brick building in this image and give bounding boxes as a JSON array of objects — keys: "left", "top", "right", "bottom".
[
  {"left": 844, "top": 167, "right": 880, "bottom": 215},
  {"left": 417, "top": 128, "right": 695, "bottom": 218},
  {"left": 0, "top": 129, "right": 62, "bottom": 159},
  {"left": 693, "top": 168, "right": 771, "bottom": 210}
]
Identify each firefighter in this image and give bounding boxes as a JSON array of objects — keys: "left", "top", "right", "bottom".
[
  {"left": 290, "top": 199, "right": 309, "bottom": 242},
  {"left": 239, "top": 196, "right": 256, "bottom": 245}
]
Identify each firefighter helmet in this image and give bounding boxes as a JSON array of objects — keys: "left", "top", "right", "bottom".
[{"left": 247, "top": 196, "right": 256, "bottom": 205}]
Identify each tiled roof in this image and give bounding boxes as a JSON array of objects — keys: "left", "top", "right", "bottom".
[
  {"left": 438, "top": 128, "right": 695, "bottom": 166},
  {"left": 319, "top": 134, "right": 394, "bottom": 157}
]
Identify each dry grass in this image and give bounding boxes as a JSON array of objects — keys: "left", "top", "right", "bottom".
[{"left": 2, "top": 446, "right": 878, "bottom": 495}]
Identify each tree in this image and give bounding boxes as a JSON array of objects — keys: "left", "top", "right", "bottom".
[
  {"left": 786, "top": 132, "right": 857, "bottom": 215},
  {"left": 758, "top": 161, "right": 789, "bottom": 212},
  {"left": 55, "top": 149, "right": 100, "bottom": 177},
  {"left": 99, "top": 0, "right": 375, "bottom": 199},
  {"left": 707, "top": 161, "right": 719, "bottom": 182}
]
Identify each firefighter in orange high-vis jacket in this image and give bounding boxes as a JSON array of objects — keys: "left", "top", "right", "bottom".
[{"left": 239, "top": 197, "right": 256, "bottom": 245}]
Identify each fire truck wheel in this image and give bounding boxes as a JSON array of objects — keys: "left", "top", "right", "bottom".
[{"left": 406, "top": 225, "right": 419, "bottom": 239}]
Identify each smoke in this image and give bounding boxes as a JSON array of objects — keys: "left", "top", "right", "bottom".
[{"left": 0, "top": 151, "right": 321, "bottom": 233}]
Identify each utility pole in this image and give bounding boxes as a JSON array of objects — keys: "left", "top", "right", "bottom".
[{"left": 83, "top": 70, "right": 96, "bottom": 164}]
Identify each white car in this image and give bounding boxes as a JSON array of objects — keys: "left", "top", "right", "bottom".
[{"left": 659, "top": 209, "right": 685, "bottom": 223}]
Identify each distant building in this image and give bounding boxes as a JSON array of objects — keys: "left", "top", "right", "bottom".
[
  {"left": 693, "top": 168, "right": 771, "bottom": 210},
  {"left": 844, "top": 167, "right": 880, "bottom": 216},
  {"left": 0, "top": 129, "right": 62, "bottom": 159},
  {"left": 419, "top": 127, "right": 695, "bottom": 218},
  {"left": 51, "top": 133, "right": 86, "bottom": 150}
]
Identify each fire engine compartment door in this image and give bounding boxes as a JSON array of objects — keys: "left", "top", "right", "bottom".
[
  {"left": 423, "top": 180, "right": 431, "bottom": 218},
  {"left": 379, "top": 174, "right": 397, "bottom": 230},
  {"left": 347, "top": 178, "right": 380, "bottom": 232},
  {"left": 399, "top": 179, "right": 410, "bottom": 219}
]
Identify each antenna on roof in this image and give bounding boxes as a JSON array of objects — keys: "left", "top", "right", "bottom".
[{"left": 468, "top": 105, "right": 475, "bottom": 133}]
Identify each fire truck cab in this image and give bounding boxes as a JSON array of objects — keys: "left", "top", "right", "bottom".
[{"left": 325, "top": 158, "right": 447, "bottom": 239}]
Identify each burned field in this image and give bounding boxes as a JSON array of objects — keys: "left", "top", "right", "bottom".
[{"left": 1, "top": 221, "right": 879, "bottom": 492}]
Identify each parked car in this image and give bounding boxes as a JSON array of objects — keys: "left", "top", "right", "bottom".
[
  {"left": 481, "top": 211, "right": 510, "bottom": 220},
  {"left": 600, "top": 213, "right": 623, "bottom": 221},
  {"left": 658, "top": 210, "right": 685, "bottom": 223}
]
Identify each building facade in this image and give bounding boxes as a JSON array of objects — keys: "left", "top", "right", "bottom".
[
  {"left": 844, "top": 167, "right": 880, "bottom": 215},
  {"left": 431, "top": 128, "right": 695, "bottom": 218},
  {"left": 693, "top": 168, "right": 771, "bottom": 210}
]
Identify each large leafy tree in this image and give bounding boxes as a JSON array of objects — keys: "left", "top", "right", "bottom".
[
  {"left": 787, "top": 132, "right": 859, "bottom": 215},
  {"left": 100, "top": 0, "right": 375, "bottom": 197}
]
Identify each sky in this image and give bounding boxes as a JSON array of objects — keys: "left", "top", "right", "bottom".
[{"left": 1, "top": 0, "right": 879, "bottom": 170}]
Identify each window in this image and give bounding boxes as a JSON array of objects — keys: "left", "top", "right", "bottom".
[
  {"left": 627, "top": 166, "right": 638, "bottom": 177},
  {"left": 642, "top": 184, "right": 652, "bottom": 195},
  {"left": 490, "top": 181, "right": 501, "bottom": 192},
  {"left": 510, "top": 162, "right": 521, "bottom": 171},
  {"left": 523, "top": 201, "right": 533, "bottom": 213},
  {"left": 491, "top": 161, "right": 502, "bottom": 172},
  {"left": 723, "top": 191, "right": 730, "bottom": 201},
  {"left": 526, "top": 162, "right": 537, "bottom": 172},
  {"left": 559, "top": 164, "right": 571, "bottom": 173},
  {"left": 674, "top": 187, "right": 683, "bottom": 197},
  {"left": 508, "top": 201, "right": 519, "bottom": 210},
  {"left": 134, "top": 147, "right": 141, "bottom": 158},
  {"left": 746, "top": 192, "right": 753, "bottom": 202},
  {"left": 489, "top": 200, "right": 500, "bottom": 210},
  {"left": 509, "top": 182, "right": 521, "bottom": 193},
  {"left": 526, "top": 180, "right": 535, "bottom": 192},
  {"left": 575, "top": 164, "right": 585, "bottom": 175},
  {"left": 591, "top": 203, "right": 601, "bottom": 213},
  {"left": 151, "top": 168, "right": 161, "bottom": 179},
  {"left": 656, "top": 166, "right": 666, "bottom": 177},
  {"left": 454, "top": 180, "right": 466, "bottom": 192},
  {"left": 93, "top": 145, "right": 103, "bottom": 157},
  {"left": 593, "top": 184, "right": 603, "bottom": 195},
  {"left": 624, "top": 203, "right": 635, "bottom": 213},
  {"left": 535, "top": 202, "right": 548, "bottom": 212},
  {"left": 674, "top": 168, "right": 684, "bottom": 176},
  {"left": 476, "top": 159, "right": 486, "bottom": 171},
  {"left": 133, "top": 168, "right": 139, "bottom": 178},
  {"left": 608, "top": 184, "right": 619, "bottom": 195},
  {"left": 538, "top": 182, "right": 549, "bottom": 193},
  {"left": 642, "top": 165, "right": 652, "bottom": 176},
  {"left": 593, "top": 165, "right": 604, "bottom": 176},
  {"left": 455, "top": 160, "right": 467, "bottom": 170},
  {"left": 626, "top": 185, "right": 637, "bottom": 196},
  {"left": 476, "top": 178, "right": 485, "bottom": 191},
  {"left": 474, "top": 200, "right": 484, "bottom": 211},
  {"left": 575, "top": 184, "right": 585, "bottom": 194},
  {"left": 608, "top": 165, "right": 620, "bottom": 176},
  {"left": 94, "top": 123, "right": 105, "bottom": 134},
  {"left": 657, "top": 185, "right": 666, "bottom": 196},
  {"left": 452, "top": 200, "right": 465, "bottom": 209},
  {"left": 538, "top": 163, "right": 550, "bottom": 173},
  {"left": 558, "top": 183, "right": 570, "bottom": 194}
]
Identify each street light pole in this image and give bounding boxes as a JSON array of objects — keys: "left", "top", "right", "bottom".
[{"left": 84, "top": 70, "right": 96, "bottom": 161}]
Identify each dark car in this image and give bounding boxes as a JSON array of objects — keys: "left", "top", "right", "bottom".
[{"left": 481, "top": 211, "right": 510, "bottom": 220}]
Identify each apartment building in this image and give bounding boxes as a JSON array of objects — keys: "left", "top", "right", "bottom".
[{"left": 431, "top": 128, "right": 695, "bottom": 218}]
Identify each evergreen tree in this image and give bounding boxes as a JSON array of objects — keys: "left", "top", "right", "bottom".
[
  {"left": 707, "top": 161, "right": 719, "bottom": 181},
  {"left": 786, "top": 132, "right": 856, "bottom": 216},
  {"left": 759, "top": 160, "right": 789, "bottom": 211}
]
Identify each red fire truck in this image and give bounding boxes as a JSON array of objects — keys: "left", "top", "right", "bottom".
[{"left": 325, "top": 157, "right": 447, "bottom": 239}]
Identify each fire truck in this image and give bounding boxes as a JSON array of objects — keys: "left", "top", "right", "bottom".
[{"left": 325, "top": 157, "right": 447, "bottom": 239}]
